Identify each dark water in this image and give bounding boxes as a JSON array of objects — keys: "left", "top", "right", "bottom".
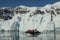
[{"left": 0, "top": 31, "right": 60, "bottom": 40}]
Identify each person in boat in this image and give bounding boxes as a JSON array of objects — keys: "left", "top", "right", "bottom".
[{"left": 25, "top": 29, "right": 41, "bottom": 37}]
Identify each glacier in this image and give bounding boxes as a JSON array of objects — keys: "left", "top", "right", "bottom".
[
  {"left": 0, "top": 2, "right": 60, "bottom": 32},
  {"left": 0, "top": 1, "right": 60, "bottom": 40}
]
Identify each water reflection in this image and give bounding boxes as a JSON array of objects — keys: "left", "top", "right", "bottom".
[
  {"left": 0, "top": 31, "right": 60, "bottom": 40},
  {"left": 0, "top": 31, "right": 19, "bottom": 40}
]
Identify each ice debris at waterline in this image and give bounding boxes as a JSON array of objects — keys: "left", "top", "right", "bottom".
[{"left": 0, "top": 2, "right": 60, "bottom": 32}]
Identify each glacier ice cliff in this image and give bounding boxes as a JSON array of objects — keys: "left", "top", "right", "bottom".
[{"left": 0, "top": 2, "right": 60, "bottom": 32}]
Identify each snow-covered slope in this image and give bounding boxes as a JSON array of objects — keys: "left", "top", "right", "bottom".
[{"left": 0, "top": 2, "right": 60, "bottom": 32}]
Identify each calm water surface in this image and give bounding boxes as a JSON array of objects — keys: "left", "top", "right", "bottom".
[{"left": 0, "top": 31, "right": 60, "bottom": 40}]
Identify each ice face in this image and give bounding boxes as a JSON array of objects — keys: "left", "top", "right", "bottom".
[{"left": 0, "top": 2, "right": 60, "bottom": 32}]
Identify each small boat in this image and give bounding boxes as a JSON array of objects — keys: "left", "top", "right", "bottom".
[{"left": 25, "top": 29, "right": 41, "bottom": 37}]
